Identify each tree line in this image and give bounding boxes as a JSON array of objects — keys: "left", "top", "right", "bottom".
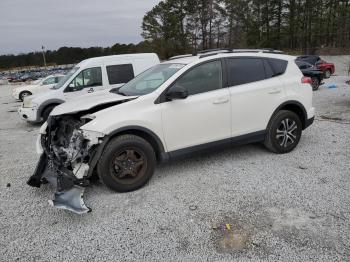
[
  {"left": 142, "top": 0, "right": 350, "bottom": 58},
  {"left": 1, "top": 0, "right": 349, "bottom": 69}
]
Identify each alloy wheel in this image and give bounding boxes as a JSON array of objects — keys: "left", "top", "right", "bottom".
[
  {"left": 113, "top": 149, "right": 147, "bottom": 180},
  {"left": 276, "top": 118, "right": 298, "bottom": 148}
]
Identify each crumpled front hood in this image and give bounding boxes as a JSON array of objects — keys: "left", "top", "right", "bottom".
[{"left": 51, "top": 89, "right": 138, "bottom": 116}]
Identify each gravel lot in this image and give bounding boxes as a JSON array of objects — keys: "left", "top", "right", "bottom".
[{"left": 1, "top": 77, "right": 350, "bottom": 262}]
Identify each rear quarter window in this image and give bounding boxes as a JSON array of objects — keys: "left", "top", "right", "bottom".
[
  {"left": 266, "top": 58, "right": 288, "bottom": 76},
  {"left": 107, "top": 64, "right": 135, "bottom": 85}
]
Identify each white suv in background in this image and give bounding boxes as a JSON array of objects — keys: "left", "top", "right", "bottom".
[
  {"left": 18, "top": 53, "right": 160, "bottom": 123},
  {"left": 28, "top": 49, "right": 315, "bottom": 214}
]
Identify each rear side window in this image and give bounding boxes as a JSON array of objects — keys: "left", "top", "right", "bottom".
[
  {"left": 267, "top": 58, "right": 288, "bottom": 76},
  {"left": 227, "top": 58, "right": 265, "bottom": 86},
  {"left": 107, "top": 64, "right": 135, "bottom": 85}
]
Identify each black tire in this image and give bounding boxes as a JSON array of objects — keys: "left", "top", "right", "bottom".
[
  {"left": 264, "top": 110, "right": 302, "bottom": 154},
  {"left": 311, "top": 77, "right": 320, "bottom": 91},
  {"left": 97, "top": 134, "right": 156, "bottom": 192},
  {"left": 19, "top": 91, "right": 32, "bottom": 101},
  {"left": 325, "top": 69, "right": 331, "bottom": 78},
  {"left": 41, "top": 105, "right": 55, "bottom": 122}
]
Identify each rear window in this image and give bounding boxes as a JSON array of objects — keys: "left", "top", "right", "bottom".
[
  {"left": 227, "top": 58, "right": 266, "bottom": 86},
  {"left": 107, "top": 64, "right": 135, "bottom": 85}
]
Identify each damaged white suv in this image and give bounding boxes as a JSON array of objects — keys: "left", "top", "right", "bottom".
[{"left": 28, "top": 49, "right": 315, "bottom": 214}]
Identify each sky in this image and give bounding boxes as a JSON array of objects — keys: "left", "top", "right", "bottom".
[{"left": 0, "top": 0, "right": 161, "bottom": 55}]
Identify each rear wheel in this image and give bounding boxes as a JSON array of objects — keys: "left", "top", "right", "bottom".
[
  {"left": 311, "top": 77, "right": 320, "bottom": 91},
  {"left": 19, "top": 91, "right": 32, "bottom": 101},
  {"left": 264, "top": 110, "right": 302, "bottom": 154},
  {"left": 97, "top": 135, "right": 156, "bottom": 192},
  {"left": 325, "top": 69, "right": 331, "bottom": 78}
]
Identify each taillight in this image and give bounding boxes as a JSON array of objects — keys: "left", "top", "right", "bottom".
[{"left": 301, "top": 76, "right": 312, "bottom": 84}]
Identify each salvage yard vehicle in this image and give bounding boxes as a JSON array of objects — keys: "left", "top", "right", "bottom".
[
  {"left": 296, "top": 55, "right": 335, "bottom": 78},
  {"left": 12, "top": 74, "right": 64, "bottom": 101},
  {"left": 27, "top": 49, "right": 315, "bottom": 214},
  {"left": 18, "top": 53, "right": 160, "bottom": 123},
  {"left": 296, "top": 61, "right": 324, "bottom": 91}
]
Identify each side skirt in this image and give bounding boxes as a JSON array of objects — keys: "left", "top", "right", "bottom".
[{"left": 166, "top": 130, "right": 266, "bottom": 161}]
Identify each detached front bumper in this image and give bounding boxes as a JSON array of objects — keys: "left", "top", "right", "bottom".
[
  {"left": 18, "top": 106, "right": 40, "bottom": 122},
  {"left": 27, "top": 153, "right": 92, "bottom": 214}
]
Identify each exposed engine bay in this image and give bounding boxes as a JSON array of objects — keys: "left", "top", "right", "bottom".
[
  {"left": 27, "top": 115, "right": 100, "bottom": 213},
  {"left": 27, "top": 99, "right": 135, "bottom": 214}
]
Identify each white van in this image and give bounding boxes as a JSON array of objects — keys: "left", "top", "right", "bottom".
[{"left": 18, "top": 53, "right": 160, "bottom": 123}]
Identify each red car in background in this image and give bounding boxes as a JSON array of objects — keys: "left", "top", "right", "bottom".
[{"left": 296, "top": 55, "right": 335, "bottom": 78}]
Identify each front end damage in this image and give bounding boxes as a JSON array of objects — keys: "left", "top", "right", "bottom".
[{"left": 27, "top": 115, "right": 105, "bottom": 214}]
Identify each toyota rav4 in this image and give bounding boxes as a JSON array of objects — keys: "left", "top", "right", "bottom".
[{"left": 27, "top": 49, "right": 315, "bottom": 214}]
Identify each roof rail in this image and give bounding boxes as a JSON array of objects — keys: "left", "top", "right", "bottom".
[
  {"left": 168, "top": 54, "right": 194, "bottom": 61},
  {"left": 196, "top": 48, "right": 283, "bottom": 58}
]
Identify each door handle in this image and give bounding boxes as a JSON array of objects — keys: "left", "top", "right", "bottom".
[
  {"left": 268, "top": 89, "right": 281, "bottom": 94},
  {"left": 88, "top": 88, "right": 94, "bottom": 93},
  {"left": 213, "top": 98, "right": 229, "bottom": 105}
]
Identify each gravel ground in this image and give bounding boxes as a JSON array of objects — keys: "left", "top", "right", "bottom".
[{"left": 0, "top": 77, "right": 350, "bottom": 262}]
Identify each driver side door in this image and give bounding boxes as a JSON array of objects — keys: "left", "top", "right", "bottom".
[
  {"left": 64, "top": 67, "right": 103, "bottom": 100},
  {"left": 160, "top": 60, "right": 231, "bottom": 153}
]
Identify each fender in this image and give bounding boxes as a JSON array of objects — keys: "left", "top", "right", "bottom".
[
  {"left": 268, "top": 100, "right": 308, "bottom": 129},
  {"left": 87, "top": 125, "right": 168, "bottom": 177}
]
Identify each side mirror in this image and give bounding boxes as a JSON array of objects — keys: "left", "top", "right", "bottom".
[{"left": 166, "top": 85, "right": 188, "bottom": 100}]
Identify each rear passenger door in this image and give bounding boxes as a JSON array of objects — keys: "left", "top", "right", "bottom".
[
  {"left": 106, "top": 64, "right": 135, "bottom": 89},
  {"left": 226, "top": 57, "right": 286, "bottom": 137}
]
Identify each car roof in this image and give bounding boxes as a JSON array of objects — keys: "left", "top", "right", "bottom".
[{"left": 163, "top": 51, "right": 296, "bottom": 65}]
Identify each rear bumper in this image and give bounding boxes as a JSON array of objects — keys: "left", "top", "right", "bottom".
[{"left": 305, "top": 117, "right": 314, "bottom": 129}]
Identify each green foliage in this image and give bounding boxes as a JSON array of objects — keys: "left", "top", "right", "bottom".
[{"left": 142, "top": 0, "right": 350, "bottom": 57}]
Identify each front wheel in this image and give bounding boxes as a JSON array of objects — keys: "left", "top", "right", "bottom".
[
  {"left": 41, "top": 105, "right": 56, "bottom": 122},
  {"left": 97, "top": 135, "right": 156, "bottom": 192},
  {"left": 325, "top": 69, "right": 331, "bottom": 78},
  {"left": 264, "top": 110, "right": 302, "bottom": 154}
]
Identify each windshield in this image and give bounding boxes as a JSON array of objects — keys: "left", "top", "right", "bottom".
[
  {"left": 114, "top": 63, "right": 185, "bottom": 96},
  {"left": 51, "top": 67, "right": 79, "bottom": 89}
]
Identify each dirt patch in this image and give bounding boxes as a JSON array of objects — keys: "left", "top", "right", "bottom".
[{"left": 212, "top": 221, "right": 250, "bottom": 253}]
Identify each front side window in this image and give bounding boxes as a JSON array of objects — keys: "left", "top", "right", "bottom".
[
  {"left": 227, "top": 58, "right": 265, "bottom": 86},
  {"left": 65, "top": 67, "right": 102, "bottom": 92},
  {"left": 42, "top": 77, "right": 56, "bottom": 85},
  {"left": 52, "top": 67, "right": 79, "bottom": 90},
  {"left": 115, "top": 63, "right": 184, "bottom": 96},
  {"left": 107, "top": 64, "right": 134, "bottom": 85},
  {"left": 174, "top": 60, "right": 223, "bottom": 96}
]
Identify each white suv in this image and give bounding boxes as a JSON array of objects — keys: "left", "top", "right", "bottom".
[{"left": 28, "top": 50, "right": 315, "bottom": 214}]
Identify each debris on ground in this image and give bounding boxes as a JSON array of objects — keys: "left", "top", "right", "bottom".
[
  {"left": 325, "top": 84, "right": 338, "bottom": 89},
  {"left": 6, "top": 183, "right": 11, "bottom": 188},
  {"left": 189, "top": 205, "right": 198, "bottom": 211}
]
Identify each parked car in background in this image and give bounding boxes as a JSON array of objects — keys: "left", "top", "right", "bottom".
[
  {"left": 12, "top": 75, "right": 64, "bottom": 101},
  {"left": 18, "top": 53, "right": 160, "bottom": 123},
  {"left": 296, "top": 55, "right": 335, "bottom": 78},
  {"left": 295, "top": 61, "right": 324, "bottom": 91},
  {"left": 27, "top": 49, "right": 315, "bottom": 213}
]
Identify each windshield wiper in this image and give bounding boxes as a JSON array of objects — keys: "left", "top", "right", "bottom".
[{"left": 110, "top": 88, "right": 128, "bottom": 96}]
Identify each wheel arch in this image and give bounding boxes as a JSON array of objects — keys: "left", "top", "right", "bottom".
[
  {"left": 37, "top": 99, "right": 64, "bottom": 119},
  {"left": 269, "top": 101, "right": 308, "bottom": 130},
  {"left": 105, "top": 126, "right": 166, "bottom": 162}
]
